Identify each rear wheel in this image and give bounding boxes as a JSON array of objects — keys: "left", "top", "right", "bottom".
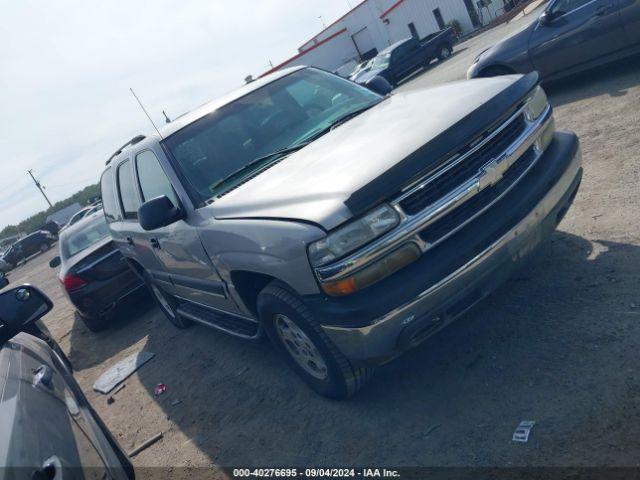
[
  {"left": 258, "top": 281, "right": 374, "bottom": 399},
  {"left": 143, "top": 271, "right": 191, "bottom": 329},
  {"left": 39, "top": 242, "right": 50, "bottom": 253},
  {"left": 438, "top": 44, "right": 452, "bottom": 60}
]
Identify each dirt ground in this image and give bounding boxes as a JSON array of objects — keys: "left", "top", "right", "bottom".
[{"left": 5, "top": 13, "right": 640, "bottom": 477}]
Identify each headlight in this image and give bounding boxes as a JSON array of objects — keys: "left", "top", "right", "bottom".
[
  {"left": 308, "top": 204, "right": 399, "bottom": 267},
  {"left": 524, "top": 85, "right": 549, "bottom": 121}
]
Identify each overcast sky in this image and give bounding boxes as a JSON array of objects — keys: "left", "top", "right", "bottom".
[{"left": 0, "top": 0, "right": 353, "bottom": 229}]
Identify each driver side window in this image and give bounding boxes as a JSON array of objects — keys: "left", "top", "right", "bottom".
[
  {"left": 136, "top": 150, "right": 179, "bottom": 206},
  {"left": 550, "top": 0, "right": 592, "bottom": 16}
]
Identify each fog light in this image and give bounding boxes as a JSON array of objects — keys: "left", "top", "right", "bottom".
[{"left": 321, "top": 243, "right": 421, "bottom": 296}]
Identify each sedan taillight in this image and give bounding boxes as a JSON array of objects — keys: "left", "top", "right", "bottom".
[{"left": 61, "top": 274, "right": 88, "bottom": 292}]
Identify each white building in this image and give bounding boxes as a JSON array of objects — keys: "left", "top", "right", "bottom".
[{"left": 263, "top": 0, "right": 508, "bottom": 76}]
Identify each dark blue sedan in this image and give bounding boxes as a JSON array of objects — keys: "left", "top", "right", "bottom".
[{"left": 468, "top": 0, "right": 640, "bottom": 81}]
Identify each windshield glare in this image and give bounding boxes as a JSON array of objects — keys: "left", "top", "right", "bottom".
[
  {"left": 372, "top": 53, "right": 391, "bottom": 69},
  {"left": 62, "top": 217, "right": 110, "bottom": 259},
  {"left": 164, "top": 68, "right": 381, "bottom": 201}
]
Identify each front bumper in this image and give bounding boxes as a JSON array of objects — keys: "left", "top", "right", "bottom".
[{"left": 320, "top": 131, "right": 582, "bottom": 365}]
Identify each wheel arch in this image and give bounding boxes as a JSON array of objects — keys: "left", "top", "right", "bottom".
[{"left": 230, "top": 270, "right": 301, "bottom": 318}]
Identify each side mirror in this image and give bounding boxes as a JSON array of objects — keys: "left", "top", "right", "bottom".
[
  {"left": 539, "top": 10, "right": 554, "bottom": 25},
  {"left": 49, "top": 256, "right": 61, "bottom": 268},
  {"left": 0, "top": 276, "right": 8, "bottom": 289},
  {"left": 138, "top": 196, "right": 183, "bottom": 231},
  {"left": 0, "top": 285, "right": 53, "bottom": 339},
  {"left": 365, "top": 75, "right": 393, "bottom": 96}
]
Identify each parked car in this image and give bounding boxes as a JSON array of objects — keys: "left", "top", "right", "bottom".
[
  {"left": 39, "top": 219, "right": 61, "bottom": 238},
  {"left": 0, "top": 258, "right": 9, "bottom": 277},
  {"left": 1, "top": 231, "right": 56, "bottom": 270},
  {"left": 349, "top": 59, "right": 374, "bottom": 82},
  {"left": 356, "top": 29, "right": 456, "bottom": 87},
  {"left": 49, "top": 211, "right": 144, "bottom": 332},
  {"left": 0, "top": 281, "right": 134, "bottom": 478},
  {"left": 60, "top": 205, "right": 95, "bottom": 232},
  {"left": 467, "top": 0, "right": 640, "bottom": 81},
  {"left": 101, "top": 65, "right": 582, "bottom": 398}
]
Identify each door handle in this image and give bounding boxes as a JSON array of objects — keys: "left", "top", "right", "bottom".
[
  {"left": 594, "top": 5, "right": 607, "bottom": 16},
  {"left": 125, "top": 236, "right": 134, "bottom": 246},
  {"left": 150, "top": 238, "right": 161, "bottom": 250}
]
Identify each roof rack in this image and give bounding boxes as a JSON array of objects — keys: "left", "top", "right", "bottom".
[{"left": 105, "top": 135, "right": 146, "bottom": 165}]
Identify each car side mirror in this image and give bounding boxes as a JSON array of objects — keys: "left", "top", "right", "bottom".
[
  {"left": 365, "top": 75, "right": 393, "bottom": 96},
  {"left": 0, "top": 276, "right": 8, "bottom": 289},
  {"left": 539, "top": 10, "right": 555, "bottom": 25},
  {"left": 0, "top": 285, "right": 53, "bottom": 340},
  {"left": 138, "top": 196, "right": 183, "bottom": 231},
  {"left": 49, "top": 256, "right": 61, "bottom": 268}
]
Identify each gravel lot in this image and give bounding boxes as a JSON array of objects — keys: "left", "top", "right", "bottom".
[{"left": 5, "top": 9, "right": 640, "bottom": 476}]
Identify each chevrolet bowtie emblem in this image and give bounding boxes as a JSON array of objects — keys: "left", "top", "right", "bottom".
[{"left": 477, "top": 155, "right": 509, "bottom": 191}]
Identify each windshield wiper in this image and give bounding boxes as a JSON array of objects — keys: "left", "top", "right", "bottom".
[{"left": 208, "top": 143, "right": 311, "bottom": 197}]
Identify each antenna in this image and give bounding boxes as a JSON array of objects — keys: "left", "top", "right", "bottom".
[
  {"left": 130, "top": 88, "right": 163, "bottom": 139},
  {"left": 162, "top": 110, "right": 171, "bottom": 124}
]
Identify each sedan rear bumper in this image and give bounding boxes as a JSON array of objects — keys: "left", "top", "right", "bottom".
[
  {"left": 321, "top": 132, "right": 582, "bottom": 365},
  {"left": 71, "top": 268, "right": 144, "bottom": 320}
]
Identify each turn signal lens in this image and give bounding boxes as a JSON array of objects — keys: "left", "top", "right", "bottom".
[{"left": 321, "top": 243, "right": 421, "bottom": 297}]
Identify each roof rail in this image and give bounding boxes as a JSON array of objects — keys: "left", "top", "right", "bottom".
[{"left": 105, "top": 135, "right": 146, "bottom": 165}]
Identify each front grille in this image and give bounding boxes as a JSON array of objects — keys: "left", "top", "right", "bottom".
[
  {"left": 420, "top": 147, "right": 537, "bottom": 245},
  {"left": 400, "top": 113, "right": 527, "bottom": 216}
]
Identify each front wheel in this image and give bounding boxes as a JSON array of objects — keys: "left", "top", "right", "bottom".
[
  {"left": 258, "top": 281, "right": 374, "bottom": 399},
  {"left": 143, "top": 271, "right": 191, "bottom": 329}
]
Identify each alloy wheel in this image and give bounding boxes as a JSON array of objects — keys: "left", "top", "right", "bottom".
[{"left": 274, "top": 313, "right": 328, "bottom": 380}]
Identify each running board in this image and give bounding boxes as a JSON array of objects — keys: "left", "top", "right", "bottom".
[{"left": 176, "top": 301, "right": 260, "bottom": 339}]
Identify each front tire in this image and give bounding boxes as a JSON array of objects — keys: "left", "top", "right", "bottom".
[
  {"left": 143, "top": 271, "right": 191, "bottom": 329},
  {"left": 258, "top": 281, "right": 374, "bottom": 399}
]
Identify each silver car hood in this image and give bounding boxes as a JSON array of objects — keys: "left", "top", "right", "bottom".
[{"left": 210, "top": 76, "right": 520, "bottom": 231}]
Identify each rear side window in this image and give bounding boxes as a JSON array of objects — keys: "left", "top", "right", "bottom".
[
  {"left": 135, "top": 150, "right": 179, "bottom": 205},
  {"left": 101, "top": 168, "right": 120, "bottom": 222},
  {"left": 116, "top": 160, "right": 139, "bottom": 219}
]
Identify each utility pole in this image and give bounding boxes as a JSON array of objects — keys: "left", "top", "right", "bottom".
[{"left": 27, "top": 169, "right": 53, "bottom": 208}]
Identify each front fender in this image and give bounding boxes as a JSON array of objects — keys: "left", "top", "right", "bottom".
[{"left": 198, "top": 218, "right": 326, "bottom": 296}]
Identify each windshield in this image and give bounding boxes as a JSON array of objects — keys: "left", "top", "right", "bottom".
[
  {"left": 372, "top": 53, "right": 391, "bottom": 69},
  {"left": 62, "top": 216, "right": 110, "bottom": 259},
  {"left": 164, "top": 68, "right": 381, "bottom": 201}
]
